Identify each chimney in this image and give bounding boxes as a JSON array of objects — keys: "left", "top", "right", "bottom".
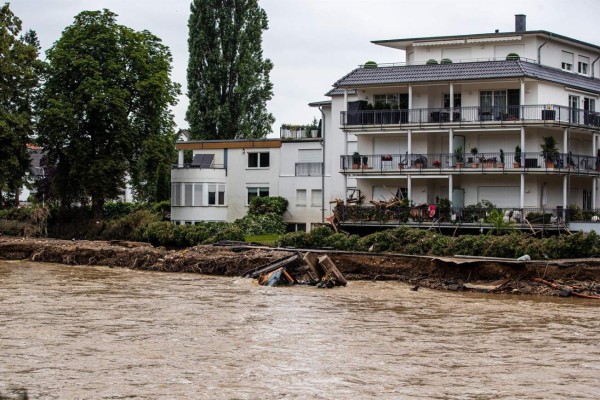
[{"left": 515, "top": 14, "right": 526, "bottom": 32}]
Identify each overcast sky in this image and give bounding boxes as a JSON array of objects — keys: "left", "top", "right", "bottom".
[{"left": 11, "top": 0, "right": 600, "bottom": 136}]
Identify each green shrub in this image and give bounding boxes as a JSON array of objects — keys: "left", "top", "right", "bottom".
[
  {"left": 506, "top": 53, "right": 520, "bottom": 61},
  {"left": 235, "top": 213, "right": 287, "bottom": 235},
  {"left": 364, "top": 61, "right": 377, "bottom": 68},
  {"left": 102, "top": 202, "right": 136, "bottom": 220},
  {"left": 0, "top": 219, "right": 27, "bottom": 236},
  {"left": 248, "top": 196, "right": 288, "bottom": 215},
  {"left": 205, "top": 226, "right": 245, "bottom": 243},
  {"left": 143, "top": 221, "right": 175, "bottom": 246},
  {"left": 101, "top": 210, "right": 162, "bottom": 241},
  {"left": 426, "top": 59, "right": 438, "bottom": 65},
  {"left": 440, "top": 58, "right": 453, "bottom": 64}
]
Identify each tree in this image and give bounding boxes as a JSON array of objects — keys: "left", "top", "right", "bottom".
[
  {"left": 0, "top": 4, "right": 43, "bottom": 207},
  {"left": 38, "top": 9, "right": 180, "bottom": 215},
  {"left": 187, "top": 0, "right": 274, "bottom": 139}
]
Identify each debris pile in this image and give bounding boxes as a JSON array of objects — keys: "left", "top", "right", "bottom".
[{"left": 243, "top": 251, "right": 347, "bottom": 288}]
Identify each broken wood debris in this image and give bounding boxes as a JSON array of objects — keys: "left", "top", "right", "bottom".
[
  {"left": 244, "top": 251, "right": 347, "bottom": 288},
  {"left": 533, "top": 278, "right": 600, "bottom": 299}
]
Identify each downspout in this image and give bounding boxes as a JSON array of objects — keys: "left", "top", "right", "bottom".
[
  {"left": 537, "top": 35, "right": 551, "bottom": 65},
  {"left": 592, "top": 55, "right": 600, "bottom": 79},
  {"left": 319, "top": 105, "right": 326, "bottom": 223}
]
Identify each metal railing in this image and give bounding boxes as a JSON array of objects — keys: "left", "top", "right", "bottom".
[
  {"left": 171, "top": 163, "right": 226, "bottom": 169},
  {"left": 295, "top": 162, "right": 323, "bottom": 176},
  {"left": 340, "top": 152, "right": 600, "bottom": 176},
  {"left": 341, "top": 104, "right": 600, "bottom": 130},
  {"left": 335, "top": 204, "right": 600, "bottom": 226},
  {"left": 358, "top": 57, "right": 538, "bottom": 68}
]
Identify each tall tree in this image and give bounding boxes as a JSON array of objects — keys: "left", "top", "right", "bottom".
[
  {"left": 187, "top": 0, "right": 274, "bottom": 139},
  {"left": 0, "top": 3, "right": 43, "bottom": 207},
  {"left": 38, "top": 9, "right": 180, "bottom": 214}
]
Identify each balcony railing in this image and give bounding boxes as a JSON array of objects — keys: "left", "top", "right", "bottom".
[
  {"left": 335, "top": 205, "right": 600, "bottom": 226},
  {"left": 341, "top": 104, "right": 600, "bottom": 130},
  {"left": 295, "top": 162, "right": 323, "bottom": 176},
  {"left": 340, "top": 152, "right": 600, "bottom": 175},
  {"left": 171, "top": 163, "right": 225, "bottom": 169}
]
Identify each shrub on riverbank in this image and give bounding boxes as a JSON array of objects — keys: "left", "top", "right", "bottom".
[{"left": 277, "top": 226, "right": 600, "bottom": 260}]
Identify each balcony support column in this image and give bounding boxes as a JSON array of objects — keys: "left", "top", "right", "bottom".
[
  {"left": 563, "top": 128, "right": 569, "bottom": 154},
  {"left": 178, "top": 149, "right": 184, "bottom": 166},
  {"left": 520, "top": 127, "right": 525, "bottom": 156},
  {"left": 448, "top": 174, "right": 453, "bottom": 205},
  {"left": 563, "top": 175, "right": 568, "bottom": 209},
  {"left": 520, "top": 174, "right": 525, "bottom": 209},
  {"left": 594, "top": 134, "right": 597, "bottom": 209},
  {"left": 407, "top": 176, "right": 412, "bottom": 202},
  {"left": 449, "top": 128, "right": 454, "bottom": 155},
  {"left": 449, "top": 82, "right": 454, "bottom": 122},
  {"left": 408, "top": 84, "right": 413, "bottom": 123},
  {"left": 520, "top": 79, "right": 525, "bottom": 108},
  {"left": 407, "top": 129, "right": 412, "bottom": 155}
]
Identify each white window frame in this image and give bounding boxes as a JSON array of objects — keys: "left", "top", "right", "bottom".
[
  {"left": 247, "top": 152, "right": 270, "bottom": 169},
  {"left": 562, "top": 51, "right": 574, "bottom": 72},
  {"left": 578, "top": 55, "right": 590, "bottom": 75},
  {"left": 207, "top": 183, "right": 226, "bottom": 206},
  {"left": 296, "top": 189, "right": 307, "bottom": 206},
  {"left": 311, "top": 189, "right": 322, "bottom": 207},
  {"left": 247, "top": 187, "right": 270, "bottom": 205}
]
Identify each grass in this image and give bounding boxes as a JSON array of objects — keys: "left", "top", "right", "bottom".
[{"left": 244, "top": 234, "right": 282, "bottom": 245}]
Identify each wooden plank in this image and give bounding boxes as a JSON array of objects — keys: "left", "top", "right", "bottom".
[
  {"left": 317, "top": 255, "right": 348, "bottom": 286},
  {"left": 303, "top": 252, "right": 323, "bottom": 281},
  {"left": 243, "top": 254, "right": 299, "bottom": 279}
]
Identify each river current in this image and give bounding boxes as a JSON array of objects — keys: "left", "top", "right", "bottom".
[{"left": 1, "top": 260, "right": 599, "bottom": 399}]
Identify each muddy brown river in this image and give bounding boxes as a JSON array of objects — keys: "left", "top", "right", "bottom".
[{"left": 1, "top": 261, "right": 599, "bottom": 399}]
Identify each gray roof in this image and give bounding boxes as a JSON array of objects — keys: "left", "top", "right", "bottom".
[
  {"left": 325, "top": 88, "right": 356, "bottom": 96},
  {"left": 333, "top": 60, "right": 600, "bottom": 95}
]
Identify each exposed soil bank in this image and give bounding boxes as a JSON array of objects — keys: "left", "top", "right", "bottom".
[{"left": 2, "top": 237, "right": 600, "bottom": 298}]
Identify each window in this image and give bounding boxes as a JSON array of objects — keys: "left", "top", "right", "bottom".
[
  {"left": 569, "top": 95, "right": 580, "bottom": 123},
  {"left": 208, "top": 184, "right": 225, "bottom": 205},
  {"left": 248, "top": 152, "right": 270, "bottom": 168},
  {"left": 171, "top": 183, "right": 181, "bottom": 206},
  {"left": 296, "top": 189, "right": 307, "bottom": 206},
  {"left": 247, "top": 187, "right": 269, "bottom": 204},
  {"left": 443, "top": 93, "right": 461, "bottom": 108},
  {"left": 373, "top": 93, "right": 408, "bottom": 109},
  {"left": 193, "top": 184, "right": 203, "bottom": 206},
  {"left": 311, "top": 189, "right": 322, "bottom": 207},
  {"left": 562, "top": 51, "right": 574, "bottom": 71},
  {"left": 578, "top": 55, "right": 590, "bottom": 75},
  {"left": 184, "top": 184, "right": 193, "bottom": 206}
]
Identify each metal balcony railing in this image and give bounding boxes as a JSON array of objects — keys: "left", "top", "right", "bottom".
[
  {"left": 341, "top": 104, "right": 600, "bottom": 130},
  {"left": 335, "top": 205, "right": 600, "bottom": 226},
  {"left": 295, "top": 162, "right": 323, "bottom": 176},
  {"left": 171, "top": 163, "right": 225, "bottom": 169},
  {"left": 340, "top": 152, "right": 600, "bottom": 176}
]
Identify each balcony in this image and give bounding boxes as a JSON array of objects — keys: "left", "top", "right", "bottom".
[
  {"left": 295, "top": 162, "right": 323, "bottom": 176},
  {"left": 341, "top": 104, "right": 600, "bottom": 131},
  {"left": 341, "top": 152, "right": 600, "bottom": 177},
  {"left": 335, "top": 204, "right": 600, "bottom": 230}
]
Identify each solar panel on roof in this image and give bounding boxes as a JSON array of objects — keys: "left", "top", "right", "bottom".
[
  {"left": 200, "top": 154, "right": 214, "bottom": 168},
  {"left": 191, "top": 154, "right": 205, "bottom": 166}
]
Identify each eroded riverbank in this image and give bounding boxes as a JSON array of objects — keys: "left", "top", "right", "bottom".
[{"left": 1, "top": 237, "right": 600, "bottom": 297}]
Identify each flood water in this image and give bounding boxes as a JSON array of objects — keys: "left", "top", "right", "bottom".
[{"left": 1, "top": 261, "right": 599, "bottom": 399}]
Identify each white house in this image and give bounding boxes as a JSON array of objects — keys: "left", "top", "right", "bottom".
[
  {"left": 173, "top": 15, "right": 600, "bottom": 231},
  {"left": 171, "top": 136, "right": 326, "bottom": 231},
  {"left": 330, "top": 14, "right": 600, "bottom": 229}
]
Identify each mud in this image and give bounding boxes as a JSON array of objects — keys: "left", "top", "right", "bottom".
[{"left": 1, "top": 237, "right": 600, "bottom": 298}]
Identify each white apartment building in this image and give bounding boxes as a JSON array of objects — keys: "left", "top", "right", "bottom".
[
  {"left": 171, "top": 137, "right": 326, "bottom": 231},
  {"left": 173, "top": 15, "right": 600, "bottom": 231}
]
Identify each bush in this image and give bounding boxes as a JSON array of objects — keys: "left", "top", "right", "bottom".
[
  {"left": 248, "top": 196, "right": 288, "bottom": 216},
  {"left": 102, "top": 202, "right": 136, "bottom": 220},
  {"left": 506, "top": 53, "right": 520, "bottom": 61},
  {"left": 235, "top": 213, "right": 287, "bottom": 235},
  {"left": 143, "top": 221, "right": 176, "bottom": 246},
  {"left": 364, "top": 61, "right": 377, "bottom": 68},
  {"left": 440, "top": 58, "right": 453, "bottom": 64},
  {"left": 101, "top": 210, "right": 162, "bottom": 241},
  {"left": 205, "top": 226, "right": 245, "bottom": 243},
  {"left": 426, "top": 59, "right": 438, "bottom": 65}
]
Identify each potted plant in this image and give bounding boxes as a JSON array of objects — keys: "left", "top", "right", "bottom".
[
  {"left": 352, "top": 152, "right": 361, "bottom": 169},
  {"left": 498, "top": 149, "right": 505, "bottom": 168},
  {"left": 362, "top": 155, "right": 369, "bottom": 168},
  {"left": 514, "top": 145, "right": 521, "bottom": 168},
  {"left": 414, "top": 156, "right": 426, "bottom": 169},
  {"left": 381, "top": 154, "right": 393, "bottom": 161},
  {"left": 432, "top": 160, "right": 442, "bottom": 168},
  {"left": 541, "top": 136, "right": 558, "bottom": 168},
  {"left": 454, "top": 146, "right": 464, "bottom": 167},
  {"left": 470, "top": 147, "right": 478, "bottom": 168}
]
